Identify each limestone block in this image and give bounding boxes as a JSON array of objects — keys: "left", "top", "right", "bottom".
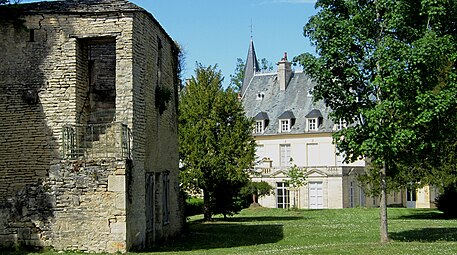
[
  {"left": 108, "top": 175, "right": 125, "bottom": 192},
  {"left": 115, "top": 193, "right": 126, "bottom": 210},
  {"left": 110, "top": 222, "right": 126, "bottom": 234}
]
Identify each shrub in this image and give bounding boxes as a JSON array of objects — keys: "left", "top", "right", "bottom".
[
  {"left": 436, "top": 185, "right": 457, "bottom": 219},
  {"left": 185, "top": 197, "right": 204, "bottom": 216}
]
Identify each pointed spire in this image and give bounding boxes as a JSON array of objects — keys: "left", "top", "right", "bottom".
[{"left": 241, "top": 39, "right": 260, "bottom": 96}]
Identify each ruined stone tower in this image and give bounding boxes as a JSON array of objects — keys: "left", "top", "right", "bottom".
[{"left": 0, "top": 0, "right": 183, "bottom": 252}]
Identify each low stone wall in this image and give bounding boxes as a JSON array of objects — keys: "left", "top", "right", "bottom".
[{"left": 0, "top": 158, "right": 128, "bottom": 253}]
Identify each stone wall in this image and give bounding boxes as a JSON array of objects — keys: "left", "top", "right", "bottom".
[
  {"left": 0, "top": 159, "right": 128, "bottom": 253},
  {"left": 127, "top": 11, "right": 182, "bottom": 250}
]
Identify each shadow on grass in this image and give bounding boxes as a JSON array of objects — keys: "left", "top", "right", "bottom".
[
  {"left": 210, "top": 215, "right": 306, "bottom": 223},
  {"left": 391, "top": 228, "right": 457, "bottom": 242},
  {"left": 151, "top": 222, "right": 283, "bottom": 252},
  {"left": 0, "top": 247, "right": 43, "bottom": 255},
  {"left": 394, "top": 210, "right": 445, "bottom": 220}
]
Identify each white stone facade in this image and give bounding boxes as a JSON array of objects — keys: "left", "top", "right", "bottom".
[{"left": 252, "top": 133, "right": 366, "bottom": 209}]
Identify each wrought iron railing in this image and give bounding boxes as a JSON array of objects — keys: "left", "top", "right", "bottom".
[{"left": 62, "top": 122, "right": 131, "bottom": 159}]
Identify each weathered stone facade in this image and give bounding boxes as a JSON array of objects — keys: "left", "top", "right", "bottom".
[{"left": 0, "top": 0, "right": 182, "bottom": 252}]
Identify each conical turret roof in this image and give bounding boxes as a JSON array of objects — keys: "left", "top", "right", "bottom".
[{"left": 241, "top": 39, "right": 260, "bottom": 96}]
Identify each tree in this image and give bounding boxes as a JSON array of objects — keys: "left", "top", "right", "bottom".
[
  {"left": 296, "top": 0, "right": 457, "bottom": 243},
  {"left": 0, "top": 0, "right": 21, "bottom": 4},
  {"left": 179, "top": 64, "right": 256, "bottom": 221},
  {"left": 229, "top": 58, "right": 245, "bottom": 92},
  {"left": 286, "top": 164, "right": 307, "bottom": 208},
  {"left": 260, "top": 58, "right": 274, "bottom": 72},
  {"left": 241, "top": 181, "right": 274, "bottom": 206},
  {"left": 229, "top": 58, "right": 274, "bottom": 91}
]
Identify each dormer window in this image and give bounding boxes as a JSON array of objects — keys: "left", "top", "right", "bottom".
[
  {"left": 305, "top": 109, "right": 323, "bottom": 132},
  {"left": 254, "top": 112, "right": 269, "bottom": 134},
  {"left": 256, "top": 92, "right": 265, "bottom": 100},
  {"left": 278, "top": 111, "right": 295, "bottom": 133},
  {"left": 308, "top": 118, "right": 317, "bottom": 131},
  {"left": 307, "top": 88, "right": 313, "bottom": 97},
  {"left": 281, "top": 119, "right": 290, "bottom": 132},
  {"left": 255, "top": 120, "right": 265, "bottom": 133}
]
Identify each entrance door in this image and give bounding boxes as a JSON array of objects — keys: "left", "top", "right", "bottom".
[
  {"left": 309, "top": 182, "right": 323, "bottom": 209},
  {"left": 406, "top": 188, "right": 416, "bottom": 208}
]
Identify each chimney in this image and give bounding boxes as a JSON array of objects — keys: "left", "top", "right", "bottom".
[{"left": 277, "top": 52, "right": 292, "bottom": 91}]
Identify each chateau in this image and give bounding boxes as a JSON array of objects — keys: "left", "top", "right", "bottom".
[{"left": 241, "top": 40, "right": 437, "bottom": 209}]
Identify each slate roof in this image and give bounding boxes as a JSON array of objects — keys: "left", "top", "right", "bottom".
[
  {"left": 305, "top": 109, "right": 323, "bottom": 118},
  {"left": 12, "top": 0, "right": 142, "bottom": 13},
  {"left": 242, "top": 71, "right": 334, "bottom": 135},
  {"left": 1, "top": 0, "right": 176, "bottom": 52},
  {"left": 241, "top": 40, "right": 260, "bottom": 96},
  {"left": 278, "top": 110, "right": 295, "bottom": 120},
  {"left": 254, "top": 111, "right": 269, "bottom": 120}
]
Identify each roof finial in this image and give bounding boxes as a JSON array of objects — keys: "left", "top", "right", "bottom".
[{"left": 250, "top": 18, "right": 253, "bottom": 39}]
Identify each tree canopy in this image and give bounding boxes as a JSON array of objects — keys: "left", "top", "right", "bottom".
[
  {"left": 229, "top": 58, "right": 245, "bottom": 92},
  {"left": 296, "top": 0, "right": 457, "bottom": 242},
  {"left": 229, "top": 57, "right": 275, "bottom": 91},
  {"left": 241, "top": 181, "right": 274, "bottom": 205},
  {"left": 0, "top": 0, "right": 21, "bottom": 4},
  {"left": 179, "top": 64, "right": 256, "bottom": 220}
]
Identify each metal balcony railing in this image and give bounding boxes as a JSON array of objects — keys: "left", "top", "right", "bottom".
[{"left": 62, "top": 122, "right": 131, "bottom": 159}]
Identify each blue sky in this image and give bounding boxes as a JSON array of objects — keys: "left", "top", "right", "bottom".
[{"left": 22, "top": 0, "right": 318, "bottom": 85}]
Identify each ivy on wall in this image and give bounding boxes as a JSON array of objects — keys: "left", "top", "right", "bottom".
[{"left": 155, "top": 85, "right": 172, "bottom": 115}]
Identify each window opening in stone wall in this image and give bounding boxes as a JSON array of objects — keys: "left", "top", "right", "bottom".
[
  {"left": 146, "top": 173, "right": 155, "bottom": 233},
  {"left": 62, "top": 37, "right": 131, "bottom": 159},
  {"left": 156, "top": 37, "right": 163, "bottom": 88},
  {"left": 162, "top": 171, "right": 170, "bottom": 225},
  {"left": 29, "top": 29, "right": 35, "bottom": 42}
]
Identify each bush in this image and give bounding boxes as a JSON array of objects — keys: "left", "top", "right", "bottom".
[
  {"left": 185, "top": 197, "right": 204, "bottom": 216},
  {"left": 436, "top": 185, "right": 457, "bottom": 219}
]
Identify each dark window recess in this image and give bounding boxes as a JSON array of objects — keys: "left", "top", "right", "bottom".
[{"left": 29, "top": 29, "right": 35, "bottom": 42}]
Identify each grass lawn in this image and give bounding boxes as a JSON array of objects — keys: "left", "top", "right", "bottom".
[{"left": 4, "top": 207, "right": 457, "bottom": 255}]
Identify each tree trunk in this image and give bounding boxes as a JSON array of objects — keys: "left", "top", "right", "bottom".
[
  {"left": 252, "top": 194, "right": 257, "bottom": 204},
  {"left": 380, "top": 164, "right": 389, "bottom": 243},
  {"left": 203, "top": 189, "right": 212, "bottom": 221}
]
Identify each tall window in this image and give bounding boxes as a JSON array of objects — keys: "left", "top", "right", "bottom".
[
  {"left": 276, "top": 182, "right": 290, "bottom": 208},
  {"left": 162, "top": 172, "right": 170, "bottom": 224},
  {"left": 280, "top": 119, "right": 290, "bottom": 132},
  {"left": 406, "top": 189, "right": 416, "bottom": 202},
  {"left": 280, "top": 144, "right": 291, "bottom": 166},
  {"left": 156, "top": 37, "right": 163, "bottom": 87},
  {"left": 349, "top": 182, "right": 354, "bottom": 208},
  {"left": 145, "top": 173, "right": 155, "bottom": 232},
  {"left": 255, "top": 120, "right": 264, "bottom": 133},
  {"left": 308, "top": 118, "right": 317, "bottom": 131}
]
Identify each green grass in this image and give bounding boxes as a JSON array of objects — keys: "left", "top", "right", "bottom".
[{"left": 3, "top": 207, "right": 457, "bottom": 255}]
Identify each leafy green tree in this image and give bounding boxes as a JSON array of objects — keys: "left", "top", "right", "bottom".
[
  {"left": 179, "top": 64, "right": 256, "bottom": 221},
  {"left": 229, "top": 58, "right": 245, "bottom": 92},
  {"left": 229, "top": 57, "right": 274, "bottom": 92},
  {"left": 260, "top": 58, "right": 274, "bottom": 72},
  {"left": 0, "top": 0, "right": 21, "bottom": 4},
  {"left": 241, "top": 181, "right": 274, "bottom": 205},
  {"left": 286, "top": 164, "right": 307, "bottom": 208},
  {"left": 296, "top": 0, "right": 457, "bottom": 242},
  {"left": 286, "top": 164, "right": 307, "bottom": 189}
]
